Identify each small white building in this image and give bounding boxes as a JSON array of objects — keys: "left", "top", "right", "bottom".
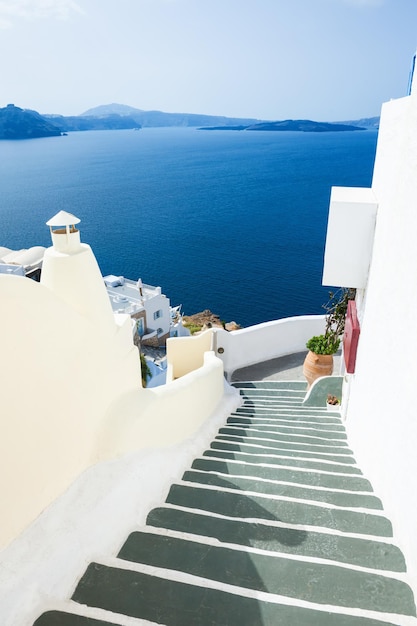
[
  {"left": 103, "top": 274, "right": 172, "bottom": 346},
  {"left": 0, "top": 245, "right": 46, "bottom": 280}
]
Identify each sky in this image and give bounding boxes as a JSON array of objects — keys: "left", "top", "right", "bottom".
[{"left": 0, "top": 0, "right": 416, "bottom": 121}]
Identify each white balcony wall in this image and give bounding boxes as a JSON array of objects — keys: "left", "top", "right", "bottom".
[
  {"left": 322, "top": 186, "right": 378, "bottom": 289},
  {"left": 214, "top": 315, "right": 326, "bottom": 379}
]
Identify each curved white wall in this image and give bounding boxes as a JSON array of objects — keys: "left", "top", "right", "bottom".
[{"left": 214, "top": 315, "right": 326, "bottom": 378}]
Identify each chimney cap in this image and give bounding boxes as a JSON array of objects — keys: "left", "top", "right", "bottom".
[{"left": 46, "top": 211, "right": 80, "bottom": 227}]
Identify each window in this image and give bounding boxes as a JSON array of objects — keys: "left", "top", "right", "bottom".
[{"left": 153, "top": 309, "right": 162, "bottom": 320}]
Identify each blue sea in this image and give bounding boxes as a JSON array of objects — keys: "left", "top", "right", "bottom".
[{"left": 0, "top": 127, "right": 378, "bottom": 327}]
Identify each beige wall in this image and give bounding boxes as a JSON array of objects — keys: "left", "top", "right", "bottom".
[
  {"left": 166, "top": 329, "right": 213, "bottom": 379},
  {"left": 1, "top": 264, "right": 225, "bottom": 548},
  {"left": 0, "top": 275, "right": 141, "bottom": 548},
  {"left": 99, "top": 351, "right": 225, "bottom": 457}
]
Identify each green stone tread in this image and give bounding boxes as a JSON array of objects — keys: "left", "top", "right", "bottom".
[
  {"left": 234, "top": 408, "right": 335, "bottom": 417},
  {"left": 166, "top": 484, "right": 393, "bottom": 536},
  {"left": 203, "top": 448, "right": 361, "bottom": 475},
  {"left": 118, "top": 532, "right": 415, "bottom": 614},
  {"left": 233, "top": 381, "right": 307, "bottom": 389},
  {"left": 146, "top": 507, "right": 406, "bottom": 571},
  {"left": 219, "top": 427, "right": 348, "bottom": 446},
  {"left": 34, "top": 613, "right": 120, "bottom": 626},
  {"left": 212, "top": 439, "right": 356, "bottom": 464},
  {"left": 227, "top": 420, "right": 346, "bottom": 436},
  {"left": 72, "top": 563, "right": 406, "bottom": 626},
  {"left": 192, "top": 457, "right": 373, "bottom": 491},
  {"left": 221, "top": 424, "right": 347, "bottom": 440},
  {"left": 239, "top": 389, "right": 306, "bottom": 397},
  {"left": 228, "top": 415, "right": 345, "bottom": 428},
  {"left": 216, "top": 433, "right": 354, "bottom": 455},
  {"left": 182, "top": 469, "right": 383, "bottom": 509}
]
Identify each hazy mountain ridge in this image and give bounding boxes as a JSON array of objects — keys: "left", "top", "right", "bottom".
[
  {"left": 80, "top": 103, "right": 262, "bottom": 128},
  {"left": 0, "top": 101, "right": 380, "bottom": 139}
]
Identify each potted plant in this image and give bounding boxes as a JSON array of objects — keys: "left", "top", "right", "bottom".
[
  {"left": 326, "top": 394, "right": 341, "bottom": 410},
  {"left": 303, "top": 288, "right": 355, "bottom": 388}
]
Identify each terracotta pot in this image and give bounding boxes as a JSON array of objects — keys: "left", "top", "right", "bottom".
[{"left": 303, "top": 351, "right": 334, "bottom": 389}]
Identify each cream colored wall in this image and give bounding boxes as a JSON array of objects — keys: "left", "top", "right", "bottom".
[
  {"left": 341, "top": 91, "right": 417, "bottom": 587},
  {"left": 99, "top": 351, "right": 225, "bottom": 457},
  {"left": 0, "top": 275, "right": 141, "bottom": 548},
  {"left": 166, "top": 329, "right": 213, "bottom": 379},
  {"left": 41, "top": 242, "right": 116, "bottom": 336},
  {"left": 1, "top": 234, "right": 227, "bottom": 550}
]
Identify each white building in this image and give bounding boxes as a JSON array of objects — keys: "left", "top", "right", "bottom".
[
  {"left": 322, "top": 69, "right": 417, "bottom": 587},
  {"left": 0, "top": 245, "right": 45, "bottom": 280},
  {"left": 104, "top": 274, "right": 172, "bottom": 346}
]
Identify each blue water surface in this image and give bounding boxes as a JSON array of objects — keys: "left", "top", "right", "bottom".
[{"left": 0, "top": 127, "right": 378, "bottom": 327}]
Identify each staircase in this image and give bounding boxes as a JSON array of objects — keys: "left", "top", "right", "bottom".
[{"left": 34, "top": 381, "right": 416, "bottom": 626}]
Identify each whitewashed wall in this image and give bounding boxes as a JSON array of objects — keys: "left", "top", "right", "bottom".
[
  {"left": 214, "top": 315, "right": 326, "bottom": 379},
  {"left": 342, "top": 91, "right": 417, "bottom": 588}
]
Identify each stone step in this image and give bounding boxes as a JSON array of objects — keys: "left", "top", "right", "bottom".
[
  {"left": 211, "top": 439, "right": 358, "bottom": 465},
  {"left": 70, "top": 561, "right": 413, "bottom": 626},
  {"left": 234, "top": 407, "right": 339, "bottom": 417},
  {"left": 165, "top": 483, "right": 393, "bottom": 536},
  {"left": 228, "top": 414, "right": 345, "bottom": 426},
  {"left": 202, "top": 448, "right": 362, "bottom": 475},
  {"left": 146, "top": 507, "right": 407, "bottom": 572},
  {"left": 239, "top": 389, "right": 307, "bottom": 398},
  {"left": 32, "top": 378, "right": 416, "bottom": 626},
  {"left": 219, "top": 425, "right": 348, "bottom": 444},
  {"left": 216, "top": 433, "right": 354, "bottom": 455},
  {"left": 233, "top": 381, "right": 307, "bottom": 390},
  {"left": 182, "top": 468, "right": 383, "bottom": 509},
  {"left": 239, "top": 399, "right": 305, "bottom": 408},
  {"left": 227, "top": 417, "right": 346, "bottom": 434},
  {"left": 117, "top": 531, "right": 415, "bottom": 615},
  {"left": 241, "top": 398, "right": 305, "bottom": 407},
  {"left": 192, "top": 457, "right": 374, "bottom": 491},
  {"left": 34, "top": 612, "right": 124, "bottom": 626}
]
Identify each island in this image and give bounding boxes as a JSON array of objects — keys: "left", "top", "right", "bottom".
[
  {"left": 0, "top": 104, "right": 62, "bottom": 139},
  {"left": 198, "top": 119, "right": 366, "bottom": 132}
]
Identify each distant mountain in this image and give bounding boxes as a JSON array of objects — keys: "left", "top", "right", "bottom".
[
  {"left": 0, "top": 104, "right": 62, "bottom": 139},
  {"left": 44, "top": 113, "right": 140, "bottom": 132},
  {"left": 80, "top": 103, "right": 261, "bottom": 128},
  {"left": 82, "top": 103, "right": 145, "bottom": 116},
  {"left": 0, "top": 102, "right": 380, "bottom": 140},
  {"left": 199, "top": 119, "right": 366, "bottom": 133},
  {"left": 337, "top": 116, "right": 380, "bottom": 129}
]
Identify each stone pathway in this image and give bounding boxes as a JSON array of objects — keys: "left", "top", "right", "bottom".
[{"left": 33, "top": 381, "right": 416, "bottom": 626}]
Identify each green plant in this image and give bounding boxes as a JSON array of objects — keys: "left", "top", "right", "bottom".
[
  {"left": 327, "top": 394, "right": 340, "bottom": 406},
  {"left": 306, "top": 287, "right": 356, "bottom": 355},
  {"left": 306, "top": 334, "right": 340, "bottom": 355},
  {"left": 183, "top": 322, "right": 203, "bottom": 335},
  {"left": 140, "top": 352, "right": 151, "bottom": 387},
  {"left": 323, "top": 288, "right": 356, "bottom": 338}
]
